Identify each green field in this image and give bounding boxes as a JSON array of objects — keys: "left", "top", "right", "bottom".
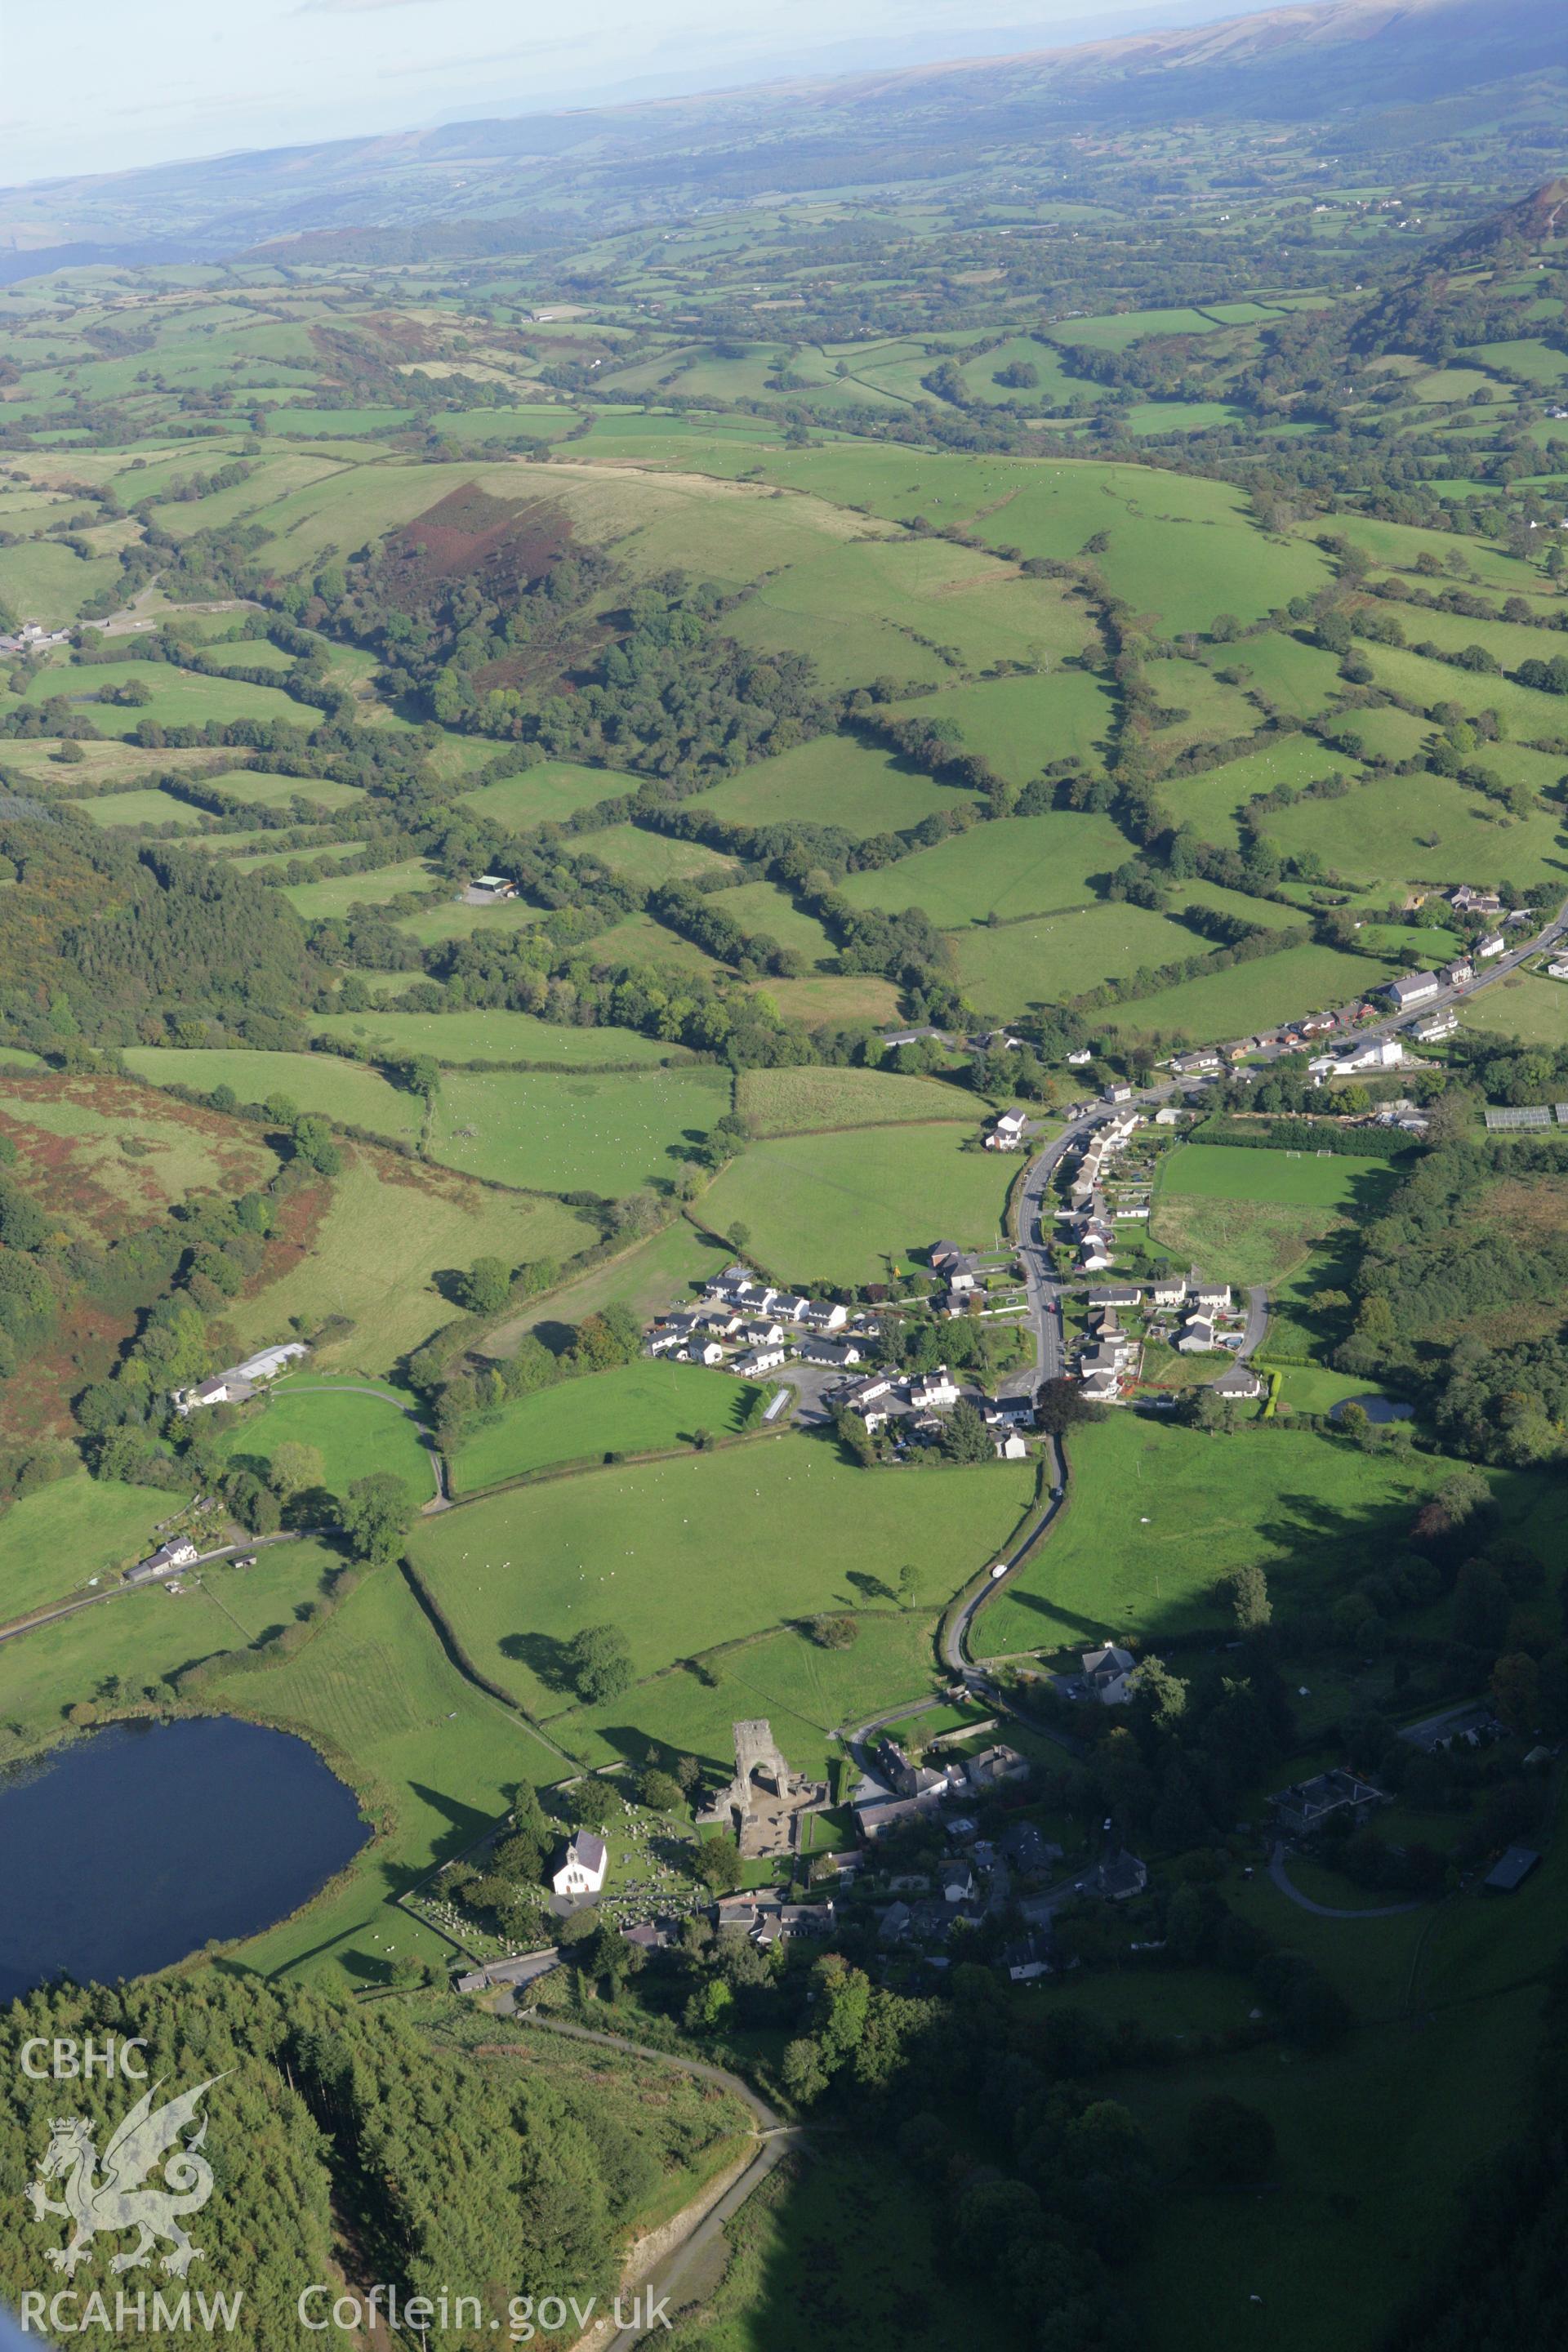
[
  {"left": 699, "top": 1121, "right": 1014, "bottom": 1285},
  {"left": 837, "top": 809, "right": 1131, "bottom": 926},
  {"left": 951, "top": 899, "right": 1231, "bottom": 1014},
  {"left": 569, "top": 822, "right": 737, "bottom": 886},
  {"left": 1157, "top": 1141, "right": 1395, "bottom": 1209},
  {"left": 553, "top": 1606, "right": 947, "bottom": 1776},
  {"left": 427, "top": 1064, "right": 733, "bottom": 1195},
  {"left": 215, "top": 1383, "right": 435, "bottom": 1503},
  {"left": 281, "top": 860, "right": 437, "bottom": 920},
  {"left": 216, "top": 1561, "right": 569, "bottom": 1985},
  {"left": 122, "top": 1046, "right": 426, "bottom": 1143},
  {"left": 1149, "top": 1140, "right": 1397, "bottom": 1283},
  {"left": 309, "top": 1008, "right": 681, "bottom": 1067},
  {"left": 978, "top": 1417, "right": 1505, "bottom": 1655},
  {"left": 225, "top": 1147, "right": 595, "bottom": 1375},
  {"left": 408, "top": 1436, "right": 1036, "bottom": 1722},
  {"left": 1102, "top": 942, "right": 1401, "bottom": 1045},
  {"left": 0, "top": 1474, "right": 172, "bottom": 1619},
  {"left": 686, "top": 735, "right": 982, "bottom": 837},
  {"left": 1459, "top": 971, "right": 1568, "bottom": 1045},
  {"left": 734, "top": 1063, "right": 978, "bottom": 1134},
  {"left": 71, "top": 786, "right": 207, "bottom": 829},
  {"left": 456, "top": 761, "right": 630, "bottom": 830},
  {"left": 448, "top": 1361, "right": 759, "bottom": 1493}
]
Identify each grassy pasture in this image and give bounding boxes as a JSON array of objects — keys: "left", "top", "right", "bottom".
[
  {"left": 1262, "top": 770, "right": 1568, "bottom": 893},
  {"left": 448, "top": 1361, "right": 756, "bottom": 1493},
  {"left": 0, "top": 538, "right": 123, "bottom": 626},
  {"left": 122, "top": 1046, "right": 425, "bottom": 1143},
  {"left": 920, "top": 669, "right": 1116, "bottom": 781},
  {"left": 408, "top": 1437, "right": 1036, "bottom": 1722},
  {"left": 698, "top": 1122, "right": 1014, "bottom": 1285},
  {"left": 1459, "top": 971, "right": 1568, "bottom": 1045},
  {"left": 1165, "top": 734, "right": 1363, "bottom": 849},
  {"left": 569, "top": 822, "right": 737, "bottom": 886},
  {"left": 977, "top": 1416, "right": 1514, "bottom": 1655},
  {"left": 1148, "top": 1141, "right": 1396, "bottom": 1284},
  {"left": 216, "top": 1561, "right": 568, "bottom": 1987},
  {"left": 950, "top": 899, "right": 1228, "bottom": 1014},
  {"left": 687, "top": 735, "right": 980, "bottom": 836},
  {"left": 702, "top": 880, "right": 837, "bottom": 963},
  {"left": 428, "top": 1064, "right": 733, "bottom": 1195},
  {"left": 70, "top": 787, "right": 207, "bottom": 829},
  {"left": 309, "top": 1008, "right": 680, "bottom": 1067},
  {"left": 1219, "top": 630, "right": 1345, "bottom": 718},
  {"left": 456, "top": 762, "right": 628, "bottom": 829},
  {"left": 576, "top": 911, "right": 729, "bottom": 979},
  {"left": 1102, "top": 942, "right": 1401, "bottom": 1045},
  {"left": 226, "top": 1148, "right": 594, "bottom": 1375},
  {"left": 203, "top": 768, "right": 366, "bottom": 813},
  {"left": 735, "top": 1064, "right": 976, "bottom": 1134},
  {"left": 215, "top": 1383, "right": 434, "bottom": 1504},
  {"left": 555, "top": 1606, "right": 945, "bottom": 1778},
  {"left": 838, "top": 808, "right": 1130, "bottom": 926},
  {"left": 749, "top": 973, "right": 904, "bottom": 1029},
  {"left": 0, "top": 1473, "right": 171, "bottom": 1619},
  {"left": 279, "top": 859, "right": 435, "bottom": 919},
  {"left": 19, "top": 658, "right": 305, "bottom": 735}
]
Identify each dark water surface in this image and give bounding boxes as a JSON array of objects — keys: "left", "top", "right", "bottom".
[{"left": 0, "top": 1716, "right": 366, "bottom": 2001}]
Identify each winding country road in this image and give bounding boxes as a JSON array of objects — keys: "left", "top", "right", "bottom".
[
  {"left": 501, "top": 2013, "right": 807, "bottom": 2352},
  {"left": 1267, "top": 1841, "right": 1427, "bottom": 1919}
]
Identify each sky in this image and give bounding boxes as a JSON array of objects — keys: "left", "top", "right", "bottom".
[{"left": 7, "top": 0, "right": 1271, "bottom": 188}]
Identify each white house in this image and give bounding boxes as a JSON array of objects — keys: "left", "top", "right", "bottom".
[
  {"left": 1548, "top": 959, "right": 1568, "bottom": 982},
  {"left": 1477, "top": 932, "right": 1506, "bottom": 960},
  {"left": 1067, "top": 1047, "right": 1094, "bottom": 1067},
  {"left": 1187, "top": 1282, "right": 1232, "bottom": 1312},
  {"left": 1150, "top": 1277, "right": 1187, "bottom": 1307},
  {"left": 734, "top": 1346, "right": 786, "bottom": 1377},
  {"left": 908, "top": 1365, "right": 960, "bottom": 1410},
  {"left": 800, "top": 1299, "right": 849, "bottom": 1332},
  {"left": 987, "top": 1108, "right": 1029, "bottom": 1152},
  {"left": 994, "top": 1432, "right": 1028, "bottom": 1459},
  {"left": 1411, "top": 1011, "right": 1458, "bottom": 1043},
  {"left": 1177, "top": 1315, "right": 1216, "bottom": 1352},
  {"left": 1081, "top": 1643, "right": 1135, "bottom": 1704},
  {"left": 1386, "top": 972, "right": 1440, "bottom": 1011},
  {"left": 553, "top": 1831, "right": 608, "bottom": 1899},
  {"left": 1441, "top": 958, "right": 1474, "bottom": 988}
]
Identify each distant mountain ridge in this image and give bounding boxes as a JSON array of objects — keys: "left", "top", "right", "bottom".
[{"left": 2, "top": 0, "right": 1565, "bottom": 257}]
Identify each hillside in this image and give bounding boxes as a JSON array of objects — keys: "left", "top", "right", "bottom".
[{"left": 2, "top": 0, "right": 1566, "bottom": 255}]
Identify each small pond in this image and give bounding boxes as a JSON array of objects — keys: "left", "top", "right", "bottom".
[{"left": 1330, "top": 1393, "right": 1414, "bottom": 1423}]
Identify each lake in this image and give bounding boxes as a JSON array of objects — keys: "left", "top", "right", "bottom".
[
  {"left": 1332, "top": 1393, "right": 1414, "bottom": 1424},
  {"left": 0, "top": 1717, "right": 368, "bottom": 2002}
]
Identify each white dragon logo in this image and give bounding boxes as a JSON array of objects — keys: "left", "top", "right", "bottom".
[{"left": 24, "top": 2074, "right": 227, "bottom": 2278}]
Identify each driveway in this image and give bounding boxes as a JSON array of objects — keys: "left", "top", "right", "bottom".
[{"left": 1267, "top": 1840, "right": 1425, "bottom": 1919}]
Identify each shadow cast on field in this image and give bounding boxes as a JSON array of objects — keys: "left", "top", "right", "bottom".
[{"left": 498, "top": 1629, "right": 576, "bottom": 1693}]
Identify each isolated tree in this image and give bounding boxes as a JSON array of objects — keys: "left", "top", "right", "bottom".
[
  {"left": 813, "top": 1614, "right": 859, "bottom": 1649},
  {"left": 1231, "top": 1561, "right": 1272, "bottom": 1633},
  {"left": 338, "top": 1473, "right": 413, "bottom": 1565},
  {"left": 567, "top": 1621, "right": 632, "bottom": 1704},
  {"left": 638, "top": 1766, "right": 685, "bottom": 1812}
]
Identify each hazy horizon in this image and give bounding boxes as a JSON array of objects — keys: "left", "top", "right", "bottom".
[{"left": 8, "top": 0, "right": 1281, "bottom": 191}]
